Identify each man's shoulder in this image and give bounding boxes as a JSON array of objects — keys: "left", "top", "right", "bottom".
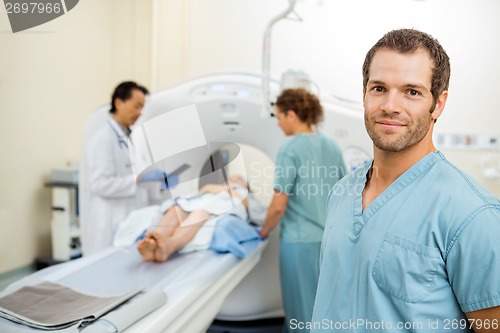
[
  {"left": 432, "top": 156, "right": 499, "bottom": 205},
  {"left": 328, "top": 162, "right": 369, "bottom": 196},
  {"left": 86, "top": 123, "right": 114, "bottom": 150},
  {"left": 91, "top": 123, "right": 113, "bottom": 139}
]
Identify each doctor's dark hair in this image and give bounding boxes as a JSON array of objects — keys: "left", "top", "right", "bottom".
[
  {"left": 275, "top": 88, "right": 323, "bottom": 126},
  {"left": 110, "top": 81, "right": 149, "bottom": 113},
  {"left": 362, "top": 28, "right": 451, "bottom": 104}
]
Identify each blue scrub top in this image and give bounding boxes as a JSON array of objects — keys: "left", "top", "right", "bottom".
[
  {"left": 312, "top": 151, "right": 500, "bottom": 332},
  {"left": 274, "top": 132, "right": 346, "bottom": 243}
]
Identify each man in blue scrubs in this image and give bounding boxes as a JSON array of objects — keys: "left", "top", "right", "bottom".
[{"left": 311, "top": 29, "right": 500, "bottom": 333}]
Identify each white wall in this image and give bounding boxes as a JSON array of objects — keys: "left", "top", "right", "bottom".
[
  {"left": 180, "top": 0, "right": 500, "bottom": 195},
  {"left": 153, "top": 0, "right": 189, "bottom": 90},
  {"left": 0, "top": 0, "right": 156, "bottom": 274},
  {"left": 183, "top": 0, "right": 500, "bottom": 124}
]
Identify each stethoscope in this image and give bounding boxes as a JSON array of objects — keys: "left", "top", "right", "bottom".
[{"left": 108, "top": 120, "right": 129, "bottom": 149}]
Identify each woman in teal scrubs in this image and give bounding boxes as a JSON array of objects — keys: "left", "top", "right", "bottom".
[{"left": 259, "top": 88, "right": 346, "bottom": 333}]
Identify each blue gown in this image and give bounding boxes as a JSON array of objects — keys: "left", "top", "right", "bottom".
[{"left": 274, "top": 132, "right": 346, "bottom": 332}]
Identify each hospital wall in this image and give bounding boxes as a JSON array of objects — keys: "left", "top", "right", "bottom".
[
  {"left": 0, "top": 0, "right": 175, "bottom": 275},
  {"left": 2, "top": 0, "right": 500, "bottom": 275},
  {"left": 180, "top": 0, "right": 500, "bottom": 196}
]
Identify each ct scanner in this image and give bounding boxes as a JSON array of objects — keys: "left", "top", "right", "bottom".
[{"left": 0, "top": 72, "right": 372, "bottom": 333}]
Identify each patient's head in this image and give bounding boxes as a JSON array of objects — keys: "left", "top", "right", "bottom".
[
  {"left": 228, "top": 174, "right": 247, "bottom": 187},
  {"left": 227, "top": 174, "right": 248, "bottom": 188}
]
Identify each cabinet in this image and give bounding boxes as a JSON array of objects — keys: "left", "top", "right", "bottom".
[{"left": 45, "top": 181, "right": 81, "bottom": 261}]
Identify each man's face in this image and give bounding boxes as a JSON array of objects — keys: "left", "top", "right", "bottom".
[
  {"left": 115, "top": 88, "right": 145, "bottom": 127},
  {"left": 363, "top": 48, "right": 438, "bottom": 153}
]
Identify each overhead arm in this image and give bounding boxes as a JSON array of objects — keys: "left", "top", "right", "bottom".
[{"left": 261, "top": 0, "right": 300, "bottom": 117}]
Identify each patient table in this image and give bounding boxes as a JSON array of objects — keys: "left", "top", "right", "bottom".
[{"left": 0, "top": 241, "right": 267, "bottom": 333}]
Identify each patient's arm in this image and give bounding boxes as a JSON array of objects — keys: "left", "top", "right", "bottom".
[
  {"left": 199, "top": 183, "right": 227, "bottom": 194},
  {"left": 199, "top": 183, "right": 249, "bottom": 210}
]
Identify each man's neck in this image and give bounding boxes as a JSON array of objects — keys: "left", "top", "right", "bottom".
[
  {"left": 363, "top": 141, "right": 436, "bottom": 210},
  {"left": 111, "top": 114, "right": 131, "bottom": 136},
  {"left": 112, "top": 114, "right": 125, "bottom": 127}
]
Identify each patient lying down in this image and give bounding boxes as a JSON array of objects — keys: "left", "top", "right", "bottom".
[{"left": 137, "top": 175, "right": 265, "bottom": 262}]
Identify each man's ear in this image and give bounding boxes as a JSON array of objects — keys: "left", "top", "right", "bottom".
[
  {"left": 431, "top": 90, "right": 448, "bottom": 121},
  {"left": 115, "top": 98, "right": 125, "bottom": 111}
]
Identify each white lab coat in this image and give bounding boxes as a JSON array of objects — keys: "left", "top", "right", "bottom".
[{"left": 80, "top": 117, "right": 154, "bottom": 256}]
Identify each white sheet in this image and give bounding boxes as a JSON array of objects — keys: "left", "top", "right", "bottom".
[{"left": 112, "top": 204, "right": 222, "bottom": 254}]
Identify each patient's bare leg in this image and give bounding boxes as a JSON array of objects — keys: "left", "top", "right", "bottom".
[
  {"left": 154, "top": 210, "right": 211, "bottom": 262},
  {"left": 137, "top": 232, "right": 158, "bottom": 261},
  {"left": 155, "top": 206, "right": 188, "bottom": 238},
  {"left": 137, "top": 206, "right": 188, "bottom": 261}
]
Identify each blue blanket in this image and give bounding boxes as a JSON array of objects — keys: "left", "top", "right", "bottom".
[{"left": 208, "top": 215, "right": 261, "bottom": 259}]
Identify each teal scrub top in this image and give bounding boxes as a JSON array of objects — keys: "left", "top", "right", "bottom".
[
  {"left": 311, "top": 151, "right": 500, "bottom": 332},
  {"left": 274, "top": 132, "right": 346, "bottom": 243}
]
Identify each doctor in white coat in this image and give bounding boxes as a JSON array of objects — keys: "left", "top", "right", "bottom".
[{"left": 80, "top": 81, "right": 169, "bottom": 256}]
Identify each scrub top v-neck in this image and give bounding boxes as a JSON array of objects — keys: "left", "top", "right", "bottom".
[{"left": 312, "top": 151, "right": 500, "bottom": 333}]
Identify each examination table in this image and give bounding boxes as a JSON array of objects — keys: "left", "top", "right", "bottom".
[{"left": 0, "top": 241, "right": 267, "bottom": 333}]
